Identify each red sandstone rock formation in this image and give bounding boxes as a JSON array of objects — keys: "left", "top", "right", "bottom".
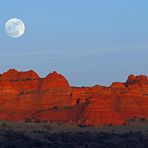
[{"left": 0, "top": 69, "right": 148, "bottom": 126}]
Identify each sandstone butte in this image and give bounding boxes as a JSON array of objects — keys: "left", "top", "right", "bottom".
[{"left": 0, "top": 69, "right": 148, "bottom": 126}]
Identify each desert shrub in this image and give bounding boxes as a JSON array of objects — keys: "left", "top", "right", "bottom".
[
  {"left": 140, "top": 118, "right": 146, "bottom": 122},
  {"left": 108, "top": 124, "right": 113, "bottom": 126},
  {"left": 42, "top": 120, "right": 48, "bottom": 123},
  {"left": 34, "top": 119, "right": 41, "bottom": 123},
  {"left": 44, "top": 125, "right": 52, "bottom": 130},
  {"left": 78, "top": 124, "right": 87, "bottom": 128},
  {"left": 19, "top": 91, "right": 25, "bottom": 95},
  {"left": 1, "top": 123, "right": 7, "bottom": 127},
  {"left": 53, "top": 106, "right": 58, "bottom": 110},
  {"left": 25, "top": 118, "right": 32, "bottom": 122},
  {"left": 19, "top": 90, "right": 34, "bottom": 95},
  {"left": 121, "top": 91, "right": 127, "bottom": 94},
  {"left": 130, "top": 118, "right": 135, "bottom": 121},
  {"left": 123, "top": 122, "right": 127, "bottom": 126}
]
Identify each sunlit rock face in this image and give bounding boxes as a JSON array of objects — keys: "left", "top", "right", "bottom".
[
  {"left": 0, "top": 69, "right": 40, "bottom": 81},
  {"left": 0, "top": 69, "right": 148, "bottom": 126}
]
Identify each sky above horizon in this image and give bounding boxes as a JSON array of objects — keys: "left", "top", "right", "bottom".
[{"left": 0, "top": 0, "right": 148, "bottom": 86}]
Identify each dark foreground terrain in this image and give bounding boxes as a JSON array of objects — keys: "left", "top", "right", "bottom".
[
  {"left": 0, "top": 130, "right": 148, "bottom": 148},
  {"left": 0, "top": 119, "right": 147, "bottom": 148}
]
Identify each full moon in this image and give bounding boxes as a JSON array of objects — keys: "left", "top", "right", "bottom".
[{"left": 5, "top": 18, "right": 25, "bottom": 38}]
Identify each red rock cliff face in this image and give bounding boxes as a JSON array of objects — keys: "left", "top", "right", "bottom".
[{"left": 0, "top": 69, "right": 148, "bottom": 126}]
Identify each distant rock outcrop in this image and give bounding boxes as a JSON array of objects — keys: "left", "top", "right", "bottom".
[{"left": 0, "top": 69, "right": 148, "bottom": 126}]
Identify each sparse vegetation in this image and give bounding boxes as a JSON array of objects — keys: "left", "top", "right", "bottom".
[
  {"left": 131, "top": 118, "right": 135, "bottom": 121},
  {"left": 1, "top": 123, "right": 7, "bottom": 127},
  {"left": 0, "top": 130, "right": 147, "bottom": 148},
  {"left": 0, "top": 120, "right": 146, "bottom": 147},
  {"left": 78, "top": 124, "right": 87, "bottom": 128},
  {"left": 34, "top": 119, "right": 41, "bottom": 123},
  {"left": 143, "top": 94, "right": 148, "bottom": 96},
  {"left": 19, "top": 90, "right": 34, "bottom": 95},
  {"left": 108, "top": 124, "right": 113, "bottom": 126},
  {"left": 52, "top": 106, "right": 59, "bottom": 110},
  {"left": 25, "top": 118, "right": 32, "bottom": 122},
  {"left": 121, "top": 91, "right": 127, "bottom": 94},
  {"left": 140, "top": 118, "right": 146, "bottom": 122}
]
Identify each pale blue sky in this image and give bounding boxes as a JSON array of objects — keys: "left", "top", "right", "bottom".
[{"left": 0, "top": 0, "right": 148, "bottom": 86}]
